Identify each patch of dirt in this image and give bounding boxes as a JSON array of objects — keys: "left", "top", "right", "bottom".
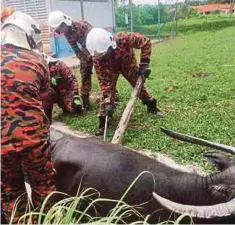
[
  {"left": 194, "top": 72, "right": 215, "bottom": 78},
  {"left": 164, "top": 85, "right": 178, "bottom": 92},
  {"left": 161, "top": 37, "right": 184, "bottom": 46},
  {"left": 164, "top": 104, "right": 174, "bottom": 112},
  {"left": 151, "top": 36, "right": 172, "bottom": 44},
  {"left": 52, "top": 105, "right": 63, "bottom": 119},
  {"left": 90, "top": 92, "right": 101, "bottom": 104}
]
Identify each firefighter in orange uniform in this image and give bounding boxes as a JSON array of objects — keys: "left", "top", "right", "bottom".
[
  {"left": 1, "top": 12, "right": 56, "bottom": 223},
  {"left": 86, "top": 28, "right": 164, "bottom": 135},
  {"left": 48, "top": 11, "right": 93, "bottom": 111},
  {"left": 41, "top": 53, "right": 83, "bottom": 123}
]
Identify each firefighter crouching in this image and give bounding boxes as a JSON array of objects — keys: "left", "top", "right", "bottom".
[
  {"left": 41, "top": 53, "right": 83, "bottom": 123},
  {"left": 86, "top": 28, "right": 164, "bottom": 136},
  {"left": 1, "top": 12, "right": 56, "bottom": 223}
]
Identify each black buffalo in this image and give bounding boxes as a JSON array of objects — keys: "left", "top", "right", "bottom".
[{"left": 51, "top": 127, "right": 235, "bottom": 224}]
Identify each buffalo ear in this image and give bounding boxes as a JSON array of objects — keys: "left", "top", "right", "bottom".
[
  {"left": 209, "top": 184, "right": 235, "bottom": 201},
  {"left": 204, "top": 151, "right": 232, "bottom": 171}
]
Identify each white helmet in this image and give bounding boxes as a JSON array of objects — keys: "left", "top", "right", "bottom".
[
  {"left": 1, "top": 11, "right": 41, "bottom": 49},
  {"left": 48, "top": 11, "right": 72, "bottom": 29},
  {"left": 86, "top": 28, "right": 116, "bottom": 57}
]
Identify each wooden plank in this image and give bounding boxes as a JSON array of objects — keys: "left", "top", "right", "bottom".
[{"left": 111, "top": 75, "right": 144, "bottom": 145}]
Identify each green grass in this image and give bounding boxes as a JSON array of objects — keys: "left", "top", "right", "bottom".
[{"left": 56, "top": 17, "right": 235, "bottom": 168}]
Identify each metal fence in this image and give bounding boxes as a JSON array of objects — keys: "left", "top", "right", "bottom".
[{"left": 115, "top": 0, "right": 191, "bottom": 40}]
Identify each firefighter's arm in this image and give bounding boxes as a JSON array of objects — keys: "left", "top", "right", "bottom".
[
  {"left": 122, "top": 32, "right": 151, "bottom": 66},
  {"left": 65, "top": 33, "right": 82, "bottom": 58},
  {"left": 39, "top": 61, "right": 51, "bottom": 102},
  {"left": 37, "top": 58, "right": 57, "bottom": 122},
  {"left": 58, "top": 61, "right": 82, "bottom": 113},
  {"left": 66, "top": 21, "right": 92, "bottom": 58},
  {"left": 94, "top": 61, "right": 111, "bottom": 95},
  {"left": 69, "top": 39, "right": 82, "bottom": 58},
  {"left": 58, "top": 61, "right": 79, "bottom": 94},
  {"left": 94, "top": 61, "right": 115, "bottom": 115},
  {"left": 120, "top": 32, "right": 152, "bottom": 78}
]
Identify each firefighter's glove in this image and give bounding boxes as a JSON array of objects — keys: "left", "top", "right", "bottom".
[
  {"left": 73, "top": 95, "right": 83, "bottom": 114},
  {"left": 104, "top": 103, "right": 114, "bottom": 117},
  {"left": 51, "top": 75, "right": 62, "bottom": 86},
  {"left": 139, "top": 66, "right": 151, "bottom": 79},
  {"left": 51, "top": 77, "right": 57, "bottom": 86}
]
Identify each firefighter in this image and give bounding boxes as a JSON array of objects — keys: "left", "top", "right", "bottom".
[
  {"left": 86, "top": 28, "right": 164, "bottom": 136},
  {"left": 1, "top": 12, "right": 56, "bottom": 223},
  {"left": 1, "top": 6, "right": 15, "bottom": 24},
  {"left": 41, "top": 53, "right": 83, "bottom": 123},
  {"left": 48, "top": 10, "right": 93, "bottom": 111}
]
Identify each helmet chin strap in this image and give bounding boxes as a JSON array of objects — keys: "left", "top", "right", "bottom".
[{"left": 26, "top": 35, "right": 37, "bottom": 49}]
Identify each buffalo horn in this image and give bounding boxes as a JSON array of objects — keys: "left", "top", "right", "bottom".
[
  {"left": 153, "top": 192, "right": 235, "bottom": 219},
  {"left": 161, "top": 127, "right": 235, "bottom": 155}
]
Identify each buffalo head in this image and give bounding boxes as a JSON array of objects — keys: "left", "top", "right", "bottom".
[{"left": 153, "top": 128, "right": 235, "bottom": 222}]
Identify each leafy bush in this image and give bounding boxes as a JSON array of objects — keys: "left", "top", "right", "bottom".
[{"left": 187, "top": 8, "right": 200, "bottom": 18}]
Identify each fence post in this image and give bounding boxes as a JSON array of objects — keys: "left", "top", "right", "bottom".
[
  {"left": 129, "top": 0, "right": 133, "bottom": 32},
  {"left": 80, "top": 0, "right": 84, "bottom": 20},
  {"left": 157, "top": 0, "right": 161, "bottom": 40}
]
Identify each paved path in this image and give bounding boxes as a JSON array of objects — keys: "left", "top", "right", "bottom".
[{"left": 60, "top": 55, "right": 80, "bottom": 70}]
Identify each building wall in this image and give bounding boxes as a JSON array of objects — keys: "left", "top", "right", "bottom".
[
  {"left": 50, "top": 0, "right": 115, "bottom": 57},
  {"left": 51, "top": 0, "right": 114, "bottom": 29},
  {"left": 2, "top": 0, "right": 49, "bottom": 24},
  {"left": 2, "top": 0, "right": 116, "bottom": 57},
  {"left": 2, "top": 0, "right": 51, "bottom": 48}
]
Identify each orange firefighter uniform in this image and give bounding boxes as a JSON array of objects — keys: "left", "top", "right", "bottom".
[
  {"left": 62, "top": 20, "right": 93, "bottom": 110},
  {"left": 1, "top": 44, "right": 56, "bottom": 223},
  {"left": 42, "top": 59, "right": 82, "bottom": 122}
]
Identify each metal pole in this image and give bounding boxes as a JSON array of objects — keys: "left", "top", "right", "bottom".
[
  {"left": 129, "top": 0, "right": 133, "bottom": 32},
  {"left": 80, "top": 0, "right": 84, "bottom": 20},
  {"left": 157, "top": 0, "right": 161, "bottom": 40},
  {"left": 230, "top": 0, "right": 235, "bottom": 17},
  {"left": 175, "top": 4, "right": 178, "bottom": 36},
  {"left": 111, "top": 0, "right": 116, "bottom": 33},
  {"left": 49, "top": 0, "right": 53, "bottom": 11},
  {"left": 103, "top": 115, "right": 108, "bottom": 141}
]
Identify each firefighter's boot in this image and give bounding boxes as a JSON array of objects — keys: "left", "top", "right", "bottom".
[
  {"left": 82, "top": 95, "right": 90, "bottom": 111},
  {"left": 95, "top": 116, "right": 106, "bottom": 136},
  {"left": 143, "top": 98, "right": 164, "bottom": 117}
]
